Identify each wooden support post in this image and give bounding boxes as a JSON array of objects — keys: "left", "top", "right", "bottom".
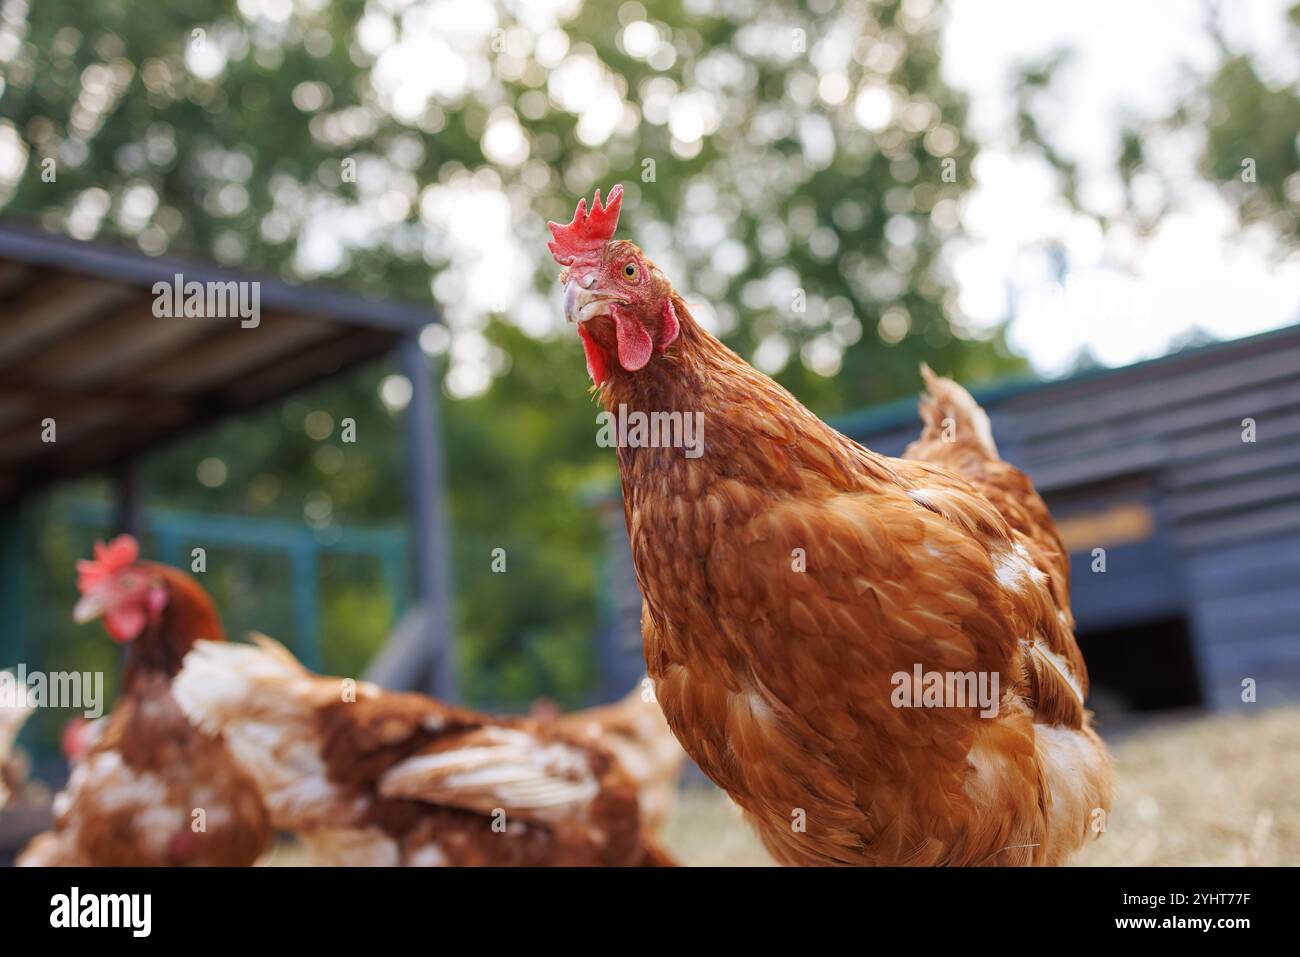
[{"left": 114, "top": 459, "right": 141, "bottom": 538}]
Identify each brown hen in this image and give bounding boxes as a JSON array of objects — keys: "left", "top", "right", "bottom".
[
  {"left": 19, "top": 536, "right": 271, "bottom": 866},
  {"left": 548, "top": 186, "right": 1112, "bottom": 866}
]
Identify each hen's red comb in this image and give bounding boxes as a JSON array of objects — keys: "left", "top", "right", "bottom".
[
  {"left": 548, "top": 185, "right": 624, "bottom": 268},
  {"left": 76, "top": 535, "right": 138, "bottom": 593}
]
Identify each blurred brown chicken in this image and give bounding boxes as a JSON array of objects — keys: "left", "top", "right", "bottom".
[
  {"left": 174, "top": 636, "right": 676, "bottom": 866},
  {"left": 18, "top": 536, "right": 270, "bottom": 867},
  {"left": 549, "top": 186, "right": 1112, "bottom": 866}
]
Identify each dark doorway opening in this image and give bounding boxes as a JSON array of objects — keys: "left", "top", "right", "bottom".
[{"left": 1076, "top": 617, "right": 1203, "bottom": 721}]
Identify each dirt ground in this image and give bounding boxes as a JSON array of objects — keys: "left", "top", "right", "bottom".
[{"left": 661, "top": 706, "right": 1300, "bottom": 866}]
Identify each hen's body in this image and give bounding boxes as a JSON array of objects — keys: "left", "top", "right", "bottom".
[
  {"left": 604, "top": 306, "right": 1111, "bottom": 866},
  {"left": 19, "top": 564, "right": 270, "bottom": 867},
  {"left": 174, "top": 638, "right": 674, "bottom": 866}
]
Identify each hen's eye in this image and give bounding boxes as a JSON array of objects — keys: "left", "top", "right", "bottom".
[{"left": 623, "top": 262, "right": 638, "bottom": 280}]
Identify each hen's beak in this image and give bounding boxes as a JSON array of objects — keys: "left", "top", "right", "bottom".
[
  {"left": 73, "top": 587, "right": 109, "bottom": 624},
  {"left": 564, "top": 279, "right": 619, "bottom": 325}
]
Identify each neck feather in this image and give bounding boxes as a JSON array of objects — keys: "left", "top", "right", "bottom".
[
  {"left": 124, "top": 565, "right": 225, "bottom": 688},
  {"left": 594, "top": 295, "right": 893, "bottom": 493}
]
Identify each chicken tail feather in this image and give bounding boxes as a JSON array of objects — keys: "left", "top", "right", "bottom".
[
  {"left": 917, "top": 363, "right": 999, "bottom": 458},
  {"left": 1022, "top": 639, "right": 1086, "bottom": 729}
]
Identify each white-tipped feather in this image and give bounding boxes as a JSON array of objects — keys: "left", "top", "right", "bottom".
[
  {"left": 555, "top": 681, "right": 687, "bottom": 833},
  {"left": 172, "top": 640, "right": 361, "bottom": 828},
  {"left": 0, "top": 671, "right": 35, "bottom": 810},
  {"left": 0, "top": 672, "right": 34, "bottom": 759},
  {"left": 380, "top": 726, "right": 600, "bottom": 821},
  {"left": 1022, "top": 639, "right": 1085, "bottom": 709},
  {"left": 172, "top": 637, "right": 308, "bottom": 721}
]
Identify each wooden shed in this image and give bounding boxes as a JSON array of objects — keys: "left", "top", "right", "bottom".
[
  {"left": 595, "top": 324, "right": 1300, "bottom": 714},
  {"left": 0, "top": 220, "right": 458, "bottom": 699}
]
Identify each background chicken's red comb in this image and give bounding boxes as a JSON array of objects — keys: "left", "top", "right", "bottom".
[
  {"left": 548, "top": 185, "right": 623, "bottom": 267},
  {"left": 76, "top": 534, "right": 139, "bottom": 592}
]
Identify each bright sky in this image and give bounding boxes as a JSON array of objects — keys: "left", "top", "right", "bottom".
[{"left": 943, "top": 0, "right": 1300, "bottom": 375}]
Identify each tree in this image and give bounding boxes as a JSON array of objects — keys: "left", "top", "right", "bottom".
[{"left": 1013, "top": 4, "right": 1299, "bottom": 255}]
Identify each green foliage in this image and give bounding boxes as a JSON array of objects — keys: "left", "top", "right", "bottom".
[
  {"left": 1195, "top": 52, "right": 1300, "bottom": 246},
  {"left": 1013, "top": 10, "right": 1299, "bottom": 252}
]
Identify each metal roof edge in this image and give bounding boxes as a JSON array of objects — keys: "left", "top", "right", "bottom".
[
  {"left": 831, "top": 321, "right": 1300, "bottom": 439},
  {"left": 0, "top": 218, "right": 440, "bottom": 333}
]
